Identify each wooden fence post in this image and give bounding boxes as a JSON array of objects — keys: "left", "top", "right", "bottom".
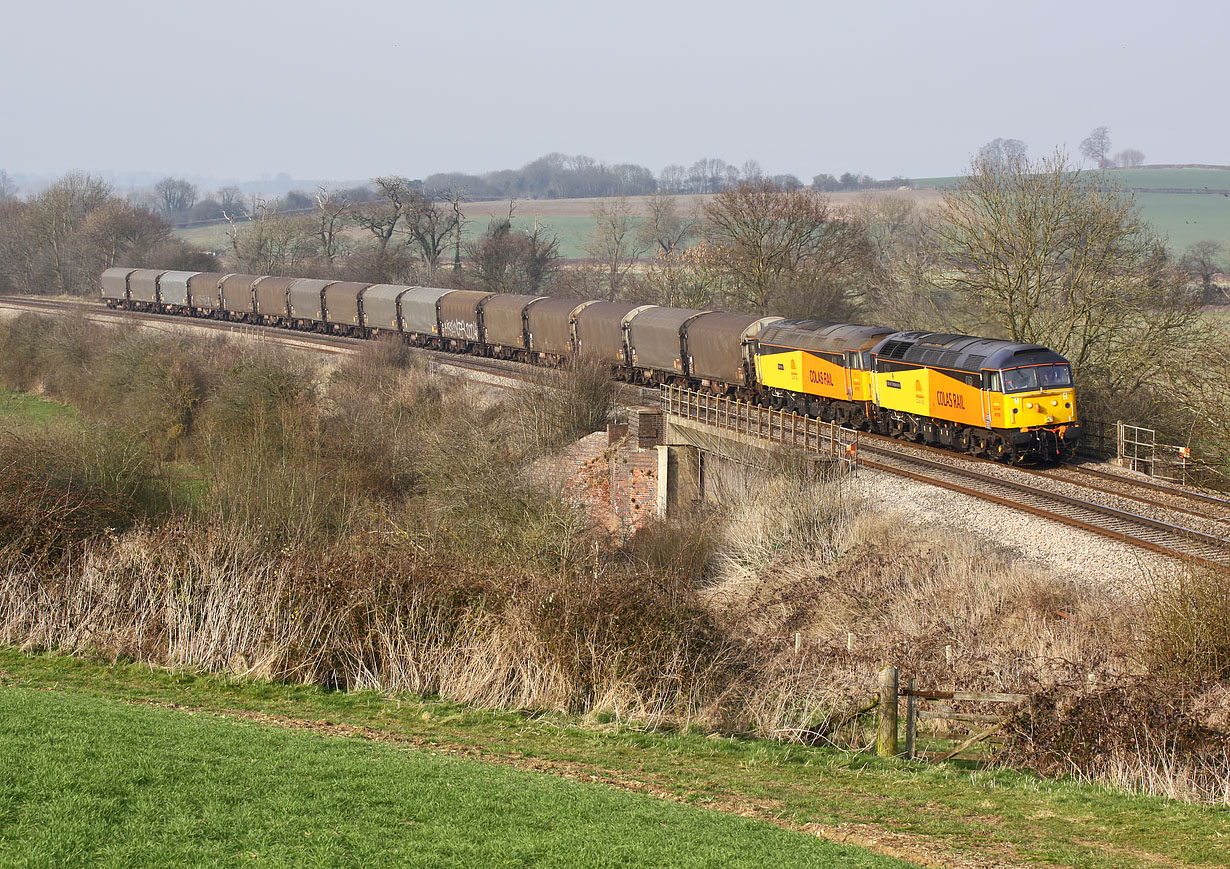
[
  {"left": 905, "top": 678, "right": 917, "bottom": 760},
  {"left": 877, "top": 666, "right": 898, "bottom": 758}
]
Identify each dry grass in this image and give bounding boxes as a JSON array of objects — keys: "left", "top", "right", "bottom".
[{"left": 0, "top": 313, "right": 1227, "bottom": 804}]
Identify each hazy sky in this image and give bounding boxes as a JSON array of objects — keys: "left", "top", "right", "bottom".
[{"left": 2, "top": 0, "right": 1225, "bottom": 185}]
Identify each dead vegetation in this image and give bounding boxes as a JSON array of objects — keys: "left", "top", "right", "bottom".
[{"left": 0, "top": 314, "right": 1226, "bottom": 804}]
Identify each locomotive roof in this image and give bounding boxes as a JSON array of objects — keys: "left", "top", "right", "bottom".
[
  {"left": 872, "top": 330, "right": 1070, "bottom": 372},
  {"left": 758, "top": 319, "right": 895, "bottom": 354}
]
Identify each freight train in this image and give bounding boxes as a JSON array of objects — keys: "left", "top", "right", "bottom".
[{"left": 100, "top": 268, "right": 1081, "bottom": 462}]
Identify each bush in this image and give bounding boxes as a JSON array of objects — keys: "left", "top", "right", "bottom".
[{"left": 1141, "top": 564, "right": 1230, "bottom": 681}]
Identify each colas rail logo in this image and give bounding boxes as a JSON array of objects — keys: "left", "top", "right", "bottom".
[
  {"left": 936, "top": 390, "right": 965, "bottom": 409},
  {"left": 808, "top": 370, "right": 834, "bottom": 386}
]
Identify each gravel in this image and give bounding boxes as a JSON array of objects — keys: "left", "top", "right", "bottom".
[{"left": 846, "top": 465, "right": 1180, "bottom": 589}]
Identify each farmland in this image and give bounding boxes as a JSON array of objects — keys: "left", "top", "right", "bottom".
[
  {"left": 175, "top": 167, "right": 1230, "bottom": 258},
  {"left": 3, "top": 649, "right": 1229, "bottom": 868}
]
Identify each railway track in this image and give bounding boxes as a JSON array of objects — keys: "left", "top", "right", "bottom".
[
  {"left": 5, "top": 296, "right": 1228, "bottom": 566},
  {"left": 854, "top": 444, "right": 1230, "bottom": 567},
  {"left": 663, "top": 386, "right": 1230, "bottom": 567}
]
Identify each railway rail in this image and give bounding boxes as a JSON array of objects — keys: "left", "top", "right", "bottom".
[{"left": 663, "top": 386, "right": 1230, "bottom": 567}]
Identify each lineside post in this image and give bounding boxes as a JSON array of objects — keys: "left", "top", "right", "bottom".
[{"left": 877, "top": 666, "right": 899, "bottom": 758}]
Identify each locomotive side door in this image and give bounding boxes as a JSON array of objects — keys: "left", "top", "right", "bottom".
[
  {"left": 980, "top": 370, "right": 996, "bottom": 429},
  {"left": 843, "top": 351, "right": 856, "bottom": 399}
]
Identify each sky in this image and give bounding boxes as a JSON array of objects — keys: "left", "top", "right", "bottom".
[{"left": 1, "top": 0, "right": 1226, "bottom": 188}]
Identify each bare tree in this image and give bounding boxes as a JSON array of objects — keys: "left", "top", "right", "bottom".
[
  {"left": 585, "top": 197, "right": 648, "bottom": 301},
  {"left": 465, "top": 203, "right": 560, "bottom": 294},
  {"left": 314, "top": 187, "right": 351, "bottom": 263},
  {"left": 639, "top": 242, "right": 726, "bottom": 309},
  {"left": 1180, "top": 240, "right": 1227, "bottom": 303},
  {"left": 226, "top": 200, "right": 316, "bottom": 275},
  {"left": 977, "top": 138, "right": 1028, "bottom": 171},
  {"left": 78, "top": 200, "right": 170, "bottom": 272},
  {"left": 702, "top": 179, "right": 873, "bottom": 317},
  {"left": 0, "top": 170, "right": 16, "bottom": 201},
  {"left": 351, "top": 176, "right": 415, "bottom": 254},
  {"left": 1079, "top": 126, "right": 1113, "bottom": 168},
  {"left": 216, "top": 186, "right": 245, "bottom": 213},
  {"left": 440, "top": 187, "right": 467, "bottom": 272},
  {"left": 635, "top": 192, "right": 695, "bottom": 257},
  {"left": 154, "top": 177, "right": 199, "bottom": 217},
  {"left": 1115, "top": 148, "right": 1146, "bottom": 168},
  {"left": 27, "top": 172, "right": 112, "bottom": 294},
  {"left": 931, "top": 150, "right": 1203, "bottom": 397},
  {"left": 403, "top": 189, "right": 461, "bottom": 278}
]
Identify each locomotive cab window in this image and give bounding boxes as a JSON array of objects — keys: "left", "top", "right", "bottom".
[
  {"left": 845, "top": 351, "right": 861, "bottom": 369},
  {"left": 984, "top": 371, "right": 1001, "bottom": 392},
  {"left": 1037, "top": 363, "right": 1072, "bottom": 389},
  {"left": 1002, "top": 366, "right": 1038, "bottom": 393}
]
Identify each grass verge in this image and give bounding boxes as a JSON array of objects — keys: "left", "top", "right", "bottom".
[{"left": 1, "top": 648, "right": 1227, "bottom": 868}]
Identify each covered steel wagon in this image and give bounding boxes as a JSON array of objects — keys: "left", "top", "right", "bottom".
[
  {"left": 480, "top": 294, "right": 544, "bottom": 352},
  {"left": 186, "top": 272, "right": 227, "bottom": 312},
  {"left": 437, "top": 290, "right": 493, "bottom": 344},
  {"left": 574, "top": 302, "right": 654, "bottom": 364},
  {"left": 323, "top": 281, "right": 371, "bottom": 333},
  {"left": 157, "top": 271, "right": 197, "bottom": 309},
  {"left": 527, "top": 298, "right": 594, "bottom": 359},
  {"left": 100, "top": 267, "right": 136, "bottom": 305},
  {"left": 683, "top": 312, "right": 782, "bottom": 386},
  {"left": 253, "top": 276, "right": 296, "bottom": 321},
  {"left": 219, "top": 274, "right": 262, "bottom": 316},
  {"left": 127, "top": 269, "right": 166, "bottom": 306},
  {"left": 626, "top": 307, "right": 704, "bottom": 376},
  {"left": 360, "top": 284, "right": 415, "bottom": 332},
  {"left": 287, "top": 278, "right": 335, "bottom": 324}
]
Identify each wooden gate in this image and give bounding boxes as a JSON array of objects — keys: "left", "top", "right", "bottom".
[{"left": 900, "top": 682, "right": 1028, "bottom": 763}]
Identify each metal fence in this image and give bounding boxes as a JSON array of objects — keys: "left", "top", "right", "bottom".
[{"left": 660, "top": 385, "right": 858, "bottom": 467}]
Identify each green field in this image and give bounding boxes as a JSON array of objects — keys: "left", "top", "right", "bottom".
[
  {"left": 177, "top": 167, "right": 1230, "bottom": 259},
  {"left": 0, "top": 685, "right": 894, "bottom": 867},
  {"left": 177, "top": 214, "right": 603, "bottom": 259},
  {"left": 913, "top": 167, "right": 1230, "bottom": 251},
  {"left": 0, "top": 390, "right": 77, "bottom": 426},
  {"left": 2, "top": 649, "right": 1228, "bottom": 868}
]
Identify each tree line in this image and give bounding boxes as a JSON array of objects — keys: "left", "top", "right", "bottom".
[{"left": 2, "top": 156, "right": 1228, "bottom": 477}]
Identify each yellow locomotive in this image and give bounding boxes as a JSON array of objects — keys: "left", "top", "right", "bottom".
[{"left": 755, "top": 322, "right": 1079, "bottom": 462}]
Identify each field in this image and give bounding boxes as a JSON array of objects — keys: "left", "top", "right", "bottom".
[
  {"left": 2, "top": 649, "right": 1228, "bottom": 869},
  {"left": 0, "top": 676, "right": 894, "bottom": 867},
  {"left": 911, "top": 167, "right": 1230, "bottom": 250},
  {"left": 175, "top": 169, "right": 1230, "bottom": 258}
]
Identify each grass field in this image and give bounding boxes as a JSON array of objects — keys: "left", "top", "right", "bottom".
[
  {"left": 2, "top": 649, "right": 1228, "bottom": 868},
  {"left": 0, "top": 390, "right": 77, "bottom": 425},
  {"left": 0, "top": 686, "right": 895, "bottom": 867},
  {"left": 175, "top": 168, "right": 1230, "bottom": 258}
]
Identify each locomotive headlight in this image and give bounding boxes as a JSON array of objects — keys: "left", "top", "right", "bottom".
[{"left": 1051, "top": 400, "right": 1058, "bottom": 406}]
